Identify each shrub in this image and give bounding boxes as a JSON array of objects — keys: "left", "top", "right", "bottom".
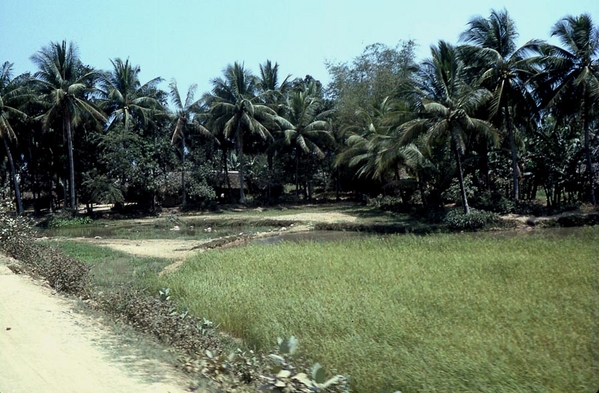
[
  {"left": 443, "top": 208, "right": 498, "bottom": 231},
  {"left": 471, "top": 191, "right": 515, "bottom": 214},
  {"left": 0, "top": 200, "right": 90, "bottom": 296},
  {"left": 40, "top": 212, "right": 94, "bottom": 228},
  {"left": 95, "top": 287, "right": 221, "bottom": 354},
  {"left": 367, "top": 195, "right": 409, "bottom": 212}
]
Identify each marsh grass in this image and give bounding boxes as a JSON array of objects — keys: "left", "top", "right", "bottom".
[
  {"left": 157, "top": 227, "right": 598, "bottom": 392},
  {"left": 49, "top": 240, "right": 173, "bottom": 291}
]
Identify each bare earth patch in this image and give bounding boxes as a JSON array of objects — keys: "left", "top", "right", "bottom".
[
  {"left": 0, "top": 255, "right": 192, "bottom": 393},
  {"left": 66, "top": 211, "right": 353, "bottom": 261}
]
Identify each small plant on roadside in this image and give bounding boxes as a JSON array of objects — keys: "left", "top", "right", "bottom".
[{"left": 260, "top": 337, "right": 349, "bottom": 393}]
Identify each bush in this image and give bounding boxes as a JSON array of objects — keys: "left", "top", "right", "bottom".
[
  {"left": 96, "top": 287, "right": 221, "bottom": 355},
  {"left": 40, "top": 212, "right": 94, "bottom": 228},
  {"left": 471, "top": 191, "right": 514, "bottom": 214},
  {"left": 443, "top": 208, "right": 498, "bottom": 231},
  {"left": 0, "top": 200, "right": 90, "bottom": 296}
]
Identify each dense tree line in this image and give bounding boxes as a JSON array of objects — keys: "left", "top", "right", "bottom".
[{"left": 1, "top": 10, "right": 597, "bottom": 215}]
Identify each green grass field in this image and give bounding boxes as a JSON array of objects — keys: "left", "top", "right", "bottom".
[
  {"left": 52, "top": 226, "right": 598, "bottom": 392},
  {"left": 153, "top": 228, "right": 598, "bottom": 392}
]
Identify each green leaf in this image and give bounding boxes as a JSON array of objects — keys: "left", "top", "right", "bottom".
[{"left": 312, "top": 363, "right": 327, "bottom": 383}]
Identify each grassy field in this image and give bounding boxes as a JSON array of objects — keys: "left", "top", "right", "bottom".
[
  {"left": 50, "top": 225, "right": 598, "bottom": 392},
  {"left": 151, "top": 227, "right": 598, "bottom": 393}
]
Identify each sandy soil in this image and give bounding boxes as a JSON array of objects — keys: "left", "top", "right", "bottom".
[
  {"left": 73, "top": 237, "right": 213, "bottom": 260},
  {"left": 0, "top": 255, "right": 193, "bottom": 393},
  {"left": 67, "top": 210, "right": 351, "bottom": 261}
]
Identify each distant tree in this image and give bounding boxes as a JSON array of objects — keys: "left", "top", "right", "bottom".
[
  {"left": 99, "top": 58, "right": 163, "bottom": 131},
  {"left": 459, "top": 9, "right": 538, "bottom": 202},
  {"left": 169, "top": 79, "right": 210, "bottom": 205},
  {"left": 257, "top": 60, "right": 291, "bottom": 107},
  {"left": 31, "top": 41, "right": 106, "bottom": 211},
  {"left": 204, "top": 62, "right": 280, "bottom": 203},
  {"left": 278, "top": 81, "right": 333, "bottom": 201},
  {"left": 399, "top": 41, "right": 499, "bottom": 214},
  {"left": 326, "top": 40, "right": 418, "bottom": 126},
  {"left": 533, "top": 14, "right": 599, "bottom": 205},
  {"left": 0, "top": 62, "right": 29, "bottom": 213}
]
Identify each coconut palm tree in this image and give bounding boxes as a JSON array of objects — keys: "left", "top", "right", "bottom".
[
  {"left": 169, "top": 79, "right": 211, "bottom": 205},
  {"left": 99, "top": 58, "right": 163, "bottom": 131},
  {"left": 257, "top": 60, "right": 291, "bottom": 107},
  {"left": 533, "top": 14, "right": 599, "bottom": 205},
  {"left": 0, "top": 62, "right": 29, "bottom": 214},
  {"left": 399, "top": 41, "right": 499, "bottom": 214},
  {"left": 278, "top": 81, "right": 333, "bottom": 201},
  {"left": 31, "top": 40, "right": 106, "bottom": 211},
  {"left": 459, "top": 9, "right": 538, "bottom": 202},
  {"left": 204, "top": 62, "right": 279, "bottom": 203}
]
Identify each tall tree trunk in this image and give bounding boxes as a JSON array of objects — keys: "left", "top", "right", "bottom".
[
  {"left": 506, "top": 105, "right": 519, "bottom": 202},
  {"left": 181, "top": 136, "right": 186, "bottom": 206},
  {"left": 267, "top": 150, "right": 273, "bottom": 204},
  {"left": 582, "top": 97, "right": 597, "bottom": 206},
  {"left": 222, "top": 149, "right": 233, "bottom": 202},
  {"left": 65, "top": 116, "right": 76, "bottom": 212},
  {"left": 417, "top": 169, "right": 427, "bottom": 206},
  {"left": 453, "top": 133, "right": 470, "bottom": 214},
  {"left": 3, "top": 137, "right": 23, "bottom": 214},
  {"left": 236, "top": 125, "right": 246, "bottom": 204},
  {"left": 294, "top": 150, "right": 300, "bottom": 203}
]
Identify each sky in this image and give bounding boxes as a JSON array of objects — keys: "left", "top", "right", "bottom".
[{"left": 2, "top": 0, "right": 598, "bottom": 98}]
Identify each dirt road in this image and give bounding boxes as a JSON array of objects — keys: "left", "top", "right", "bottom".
[{"left": 0, "top": 257, "right": 191, "bottom": 393}]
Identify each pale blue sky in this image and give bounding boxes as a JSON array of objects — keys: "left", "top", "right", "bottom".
[{"left": 2, "top": 0, "right": 597, "bottom": 96}]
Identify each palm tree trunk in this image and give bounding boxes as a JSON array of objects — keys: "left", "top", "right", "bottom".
[
  {"left": 236, "top": 125, "right": 246, "bottom": 204},
  {"left": 582, "top": 98, "right": 597, "bottom": 206},
  {"left": 3, "top": 137, "right": 23, "bottom": 214},
  {"left": 453, "top": 135, "right": 470, "bottom": 214},
  {"left": 65, "top": 116, "right": 76, "bottom": 212},
  {"left": 295, "top": 150, "right": 300, "bottom": 203},
  {"left": 222, "top": 149, "right": 233, "bottom": 202},
  {"left": 267, "top": 150, "right": 273, "bottom": 204},
  {"left": 506, "top": 105, "right": 519, "bottom": 202},
  {"left": 181, "top": 136, "right": 186, "bottom": 206}
]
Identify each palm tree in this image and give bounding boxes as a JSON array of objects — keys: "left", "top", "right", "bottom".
[
  {"left": 257, "top": 60, "right": 291, "bottom": 107},
  {"left": 31, "top": 40, "right": 106, "bottom": 211},
  {"left": 278, "top": 81, "right": 333, "bottom": 201},
  {"left": 399, "top": 41, "right": 498, "bottom": 214},
  {"left": 100, "top": 58, "right": 163, "bottom": 130},
  {"left": 534, "top": 14, "right": 599, "bottom": 205},
  {"left": 0, "top": 62, "right": 29, "bottom": 214},
  {"left": 459, "top": 9, "right": 538, "bottom": 202},
  {"left": 204, "top": 62, "right": 279, "bottom": 203},
  {"left": 169, "top": 79, "right": 210, "bottom": 205}
]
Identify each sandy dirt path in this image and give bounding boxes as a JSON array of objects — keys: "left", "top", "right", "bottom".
[{"left": 0, "top": 257, "right": 192, "bottom": 393}]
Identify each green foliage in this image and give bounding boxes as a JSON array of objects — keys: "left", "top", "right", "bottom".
[
  {"left": 96, "top": 287, "right": 221, "bottom": 355},
  {"left": 470, "top": 191, "right": 515, "bottom": 214},
  {"left": 260, "top": 337, "right": 349, "bottom": 393},
  {"left": 367, "top": 195, "right": 410, "bottom": 213},
  {"left": 0, "top": 200, "right": 90, "bottom": 295},
  {"left": 42, "top": 213, "right": 94, "bottom": 228},
  {"left": 443, "top": 208, "right": 498, "bottom": 230}
]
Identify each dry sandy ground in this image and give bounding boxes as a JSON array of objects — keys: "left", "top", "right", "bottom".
[
  {"left": 68, "top": 211, "right": 355, "bottom": 260},
  {"left": 0, "top": 256, "right": 193, "bottom": 393}
]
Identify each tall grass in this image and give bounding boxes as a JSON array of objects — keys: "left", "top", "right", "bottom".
[
  {"left": 158, "top": 228, "right": 598, "bottom": 392},
  {"left": 51, "top": 240, "right": 172, "bottom": 291}
]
